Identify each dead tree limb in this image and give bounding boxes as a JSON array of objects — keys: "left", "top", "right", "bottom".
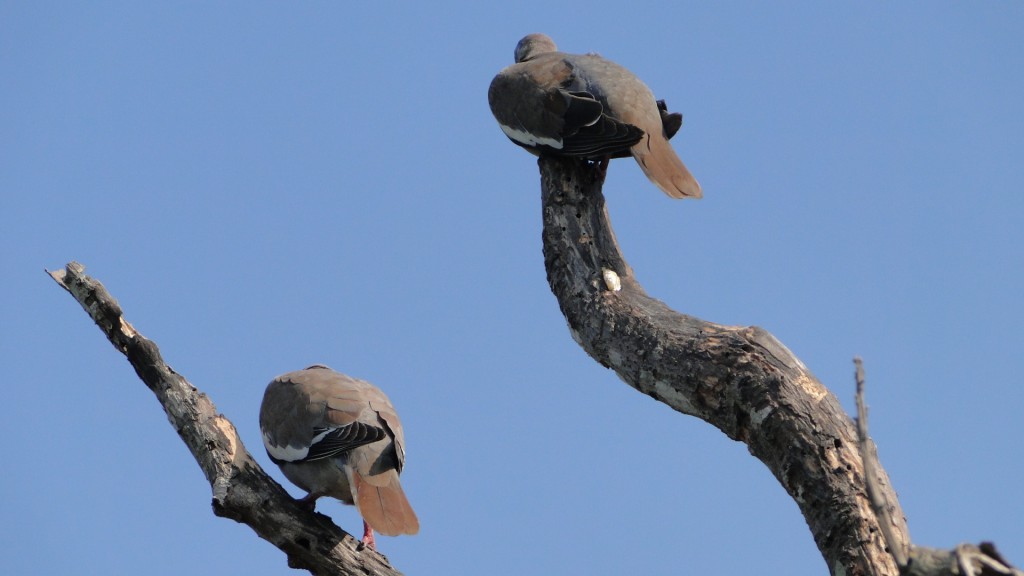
[
  {"left": 855, "top": 359, "right": 1022, "bottom": 576},
  {"left": 539, "top": 156, "right": 907, "bottom": 576},
  {"left": 540, "top": 154, "right": 1021, "bottom": 576},
  {"left": 48, "top": 262, "right": 402, "bottom": 576},
  {"left": 854, "top": 357, "right": 909, "bottom": 568}
]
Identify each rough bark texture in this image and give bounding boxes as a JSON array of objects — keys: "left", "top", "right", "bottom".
[
  {"left": 51, "top": 167, "right": 1021, "bottom": 575},
  {"left": 855, "top": 361, "right": 1023, "bottom": 576},
  {"left": 539, "top": 156, "right": 907, "bottom": 576},
  {"left": 49, "top": 262, "right": 402, "bottom": 576},
  {"left": 539, "top": 155, "right": 1022, "bottom": 576}
]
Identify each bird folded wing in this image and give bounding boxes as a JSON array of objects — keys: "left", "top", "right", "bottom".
[
  {"left": 260, "top": 365, "right": 420, "bottom": 543},
  {"left": 489, "top": 58, "right": 642, "bottom": 158},
  {"left": 301, "top": 422, "right": 386, "bottom": 462}
]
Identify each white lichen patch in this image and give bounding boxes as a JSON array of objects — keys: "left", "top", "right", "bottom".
[
  {"left": 749, "top": 405, "right": 773, "bottom": 427},
  {"left": 792, "top": 482, "right": 806, "bottom": 504},
  {"left": 653, "top": 379, "right": 698, "bottom": 414}
]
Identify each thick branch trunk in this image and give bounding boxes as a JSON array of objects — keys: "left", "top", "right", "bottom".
[
  {"left": 49, "top": 164, "right": 1020, "bottom": 576},
  {"left": 49, "top": 262, "right": 402, "bottom": 576},
  {"left": 539, "top": 156, "right": 1020, "bottom": 576},
  {"left": 538, "top": 156, "right": 908, "bottom": 576}
]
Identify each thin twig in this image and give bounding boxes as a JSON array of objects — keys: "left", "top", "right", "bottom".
[{"left": 854, "top": 357, "right": 909, "bottom": 567}]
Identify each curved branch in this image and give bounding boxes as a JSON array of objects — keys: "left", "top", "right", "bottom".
[
  {"left": 49, "top": 262, "right": 402, "bottom": 576},
  {"left": 539, "top": 156, "right": 908, "bottom": 576},
  {"left": 540, "top": 156, "right": 1021, "bottom": 576}
]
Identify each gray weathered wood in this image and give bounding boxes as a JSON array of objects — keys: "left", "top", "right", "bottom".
[
  {"left": 49, "top": 262, "right": 402, "bottom": 576},
  {"left": 539, "top": 155, "right": 1021, "bottom": 576},
  {"left": 48, "top": 162, "right": 1021, "bottom": 575},
  {"left": 855, "top": 359, "right": 1022, "bottom": 576},
  {"left": 539, "top": 156, "right": 907, "bottom": 576}
]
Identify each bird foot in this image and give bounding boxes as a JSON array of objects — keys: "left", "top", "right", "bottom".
[
  {"left": 296, "top": 492, "right": 320, "bottom": 510},
  {"left": 360, "top": 521, "right": 377, "bottom": 550}
]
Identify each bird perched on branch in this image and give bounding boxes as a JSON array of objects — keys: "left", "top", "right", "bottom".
[
  {"left": 260, "top": 364, "right": 418, "bottom": 549},
  {"left": 488, "top": 33, "right": 701, "bottom": 199}
]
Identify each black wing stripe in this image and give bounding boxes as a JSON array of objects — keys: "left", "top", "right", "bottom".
[{"left": 303, "top": 422, "right": 386, "bottom": 462}]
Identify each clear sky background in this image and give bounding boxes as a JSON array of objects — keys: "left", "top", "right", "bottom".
[{"left": 3, "top": 2, "right": 1022, "bottom": 575}]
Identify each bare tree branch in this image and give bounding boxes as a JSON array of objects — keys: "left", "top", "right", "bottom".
[
  {"left": 539, "top": 154, "right": 1021, "bottom": 576},
  {"left": 48, "top": 262, "right": 402, "bottom": 576},
  {"left": 854, "top": 357, "right": 909, "bottom": 567},
  {"left": 855, "top": 358, "right": 1022, "bottom": 576},
  {"left": 49, "top": 158, "right": 1021, "bottom": 576},
  {"left": 538, "top": 155, "right": 908, "bottom": 576}
]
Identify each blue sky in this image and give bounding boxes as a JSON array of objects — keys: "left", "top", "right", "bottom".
[{"left": 3, "top": 2, "right": 1022, "bottom": 574}]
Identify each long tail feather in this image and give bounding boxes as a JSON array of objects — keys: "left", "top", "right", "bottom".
[
  {"left": 351, "top": 471, "right": 420, "bottom": 537},
  {"left": 632, "top": 134, "right": 702, "bottom": 199}
]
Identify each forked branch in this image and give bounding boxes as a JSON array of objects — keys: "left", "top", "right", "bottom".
[
  {"left": 855, "top": 359, "right": 1021, "bottom": 576},
  {"left": 539, "top": 155, "right": 906, "bottom": 576}
]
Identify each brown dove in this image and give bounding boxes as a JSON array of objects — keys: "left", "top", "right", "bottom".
[
  {"left": 488, "top": 33, "right": 701, "bottom": 199},
  {"left": 259, "top": 364, "right": 418, "bottom": 549}
]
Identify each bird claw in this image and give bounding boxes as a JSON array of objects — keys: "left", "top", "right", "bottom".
[
  {"left": 361, "top": 521, "right": 377, "bottom": 550},
  {"left": 296, "top": 492, "right": 320, "bottom": 510}
]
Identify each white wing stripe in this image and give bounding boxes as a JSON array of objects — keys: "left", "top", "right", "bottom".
[
  {"left": 263, "top": 430, "right": 310, "bottom": 462},
  {"left": 499, "top": 123, "right": 562, "bottom": 149}
]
